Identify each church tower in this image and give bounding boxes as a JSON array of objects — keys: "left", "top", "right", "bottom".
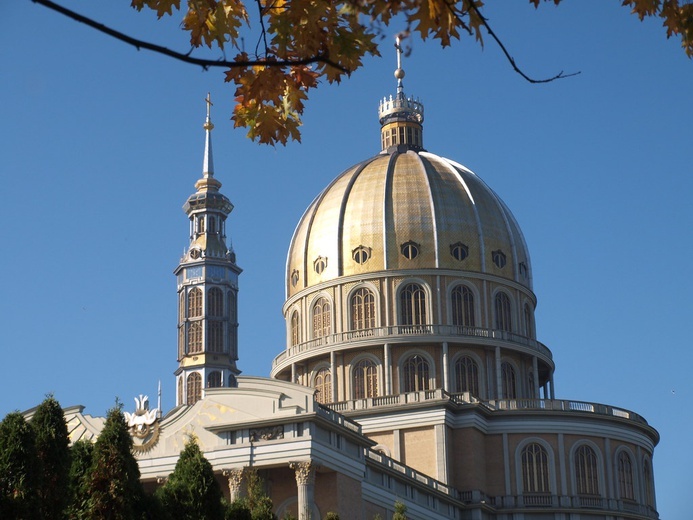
[{"left": 174, "top": 95, "right": 242, "bottom": 406}]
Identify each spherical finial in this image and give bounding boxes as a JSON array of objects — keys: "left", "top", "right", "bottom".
[{"left": 394, "top": 68, "right": 405, "bottom": 80}]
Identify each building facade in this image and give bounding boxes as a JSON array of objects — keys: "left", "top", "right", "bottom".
[{"left": 63, "top": 51, "right": 659, "bottom": 520}]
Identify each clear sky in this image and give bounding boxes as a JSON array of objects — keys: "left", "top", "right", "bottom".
[{"left": 2, "top": 1, "right": 691, "bottom": 518}]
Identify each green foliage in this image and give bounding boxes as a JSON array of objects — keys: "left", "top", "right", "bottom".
[
  {"left": 392, "top": 501, "right": 408, "bottom": 520},
  {"left": 226, "top": 498, "right": 252, "bottom": 520},
  {"left": 83, "top": 403, "right": 145, "bottom": 519},
  {"left": 246, "top": 470, "right": 276, "bottom": 520},
  {"left": 31, "top": 394, "right": 70, "bottom": 520},
  {"left": 372, "top": 515, "right": 383, "bottom": 520},
  {"left": 67, "top": 440, "right": 94, "bottom": 519},
  {"left": 156, "top": 437, "right": 224, "bottom": 520},
  {"left": 325, "top": 513, "right": 340, "bottom": 520},
  {"left": 227, "top": 470, "right": 276, "bottom": 520},
  {"left": 0, "top": 411, "right": 39, "bottom": 519}
]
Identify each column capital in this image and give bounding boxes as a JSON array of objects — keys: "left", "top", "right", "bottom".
[{"left": 290, "top": 460, "right": 317, "bottom": 485}]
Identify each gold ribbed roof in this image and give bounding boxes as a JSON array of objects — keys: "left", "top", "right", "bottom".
[{"left": 286, "top": 148, "right": 532, "bottom": 296}]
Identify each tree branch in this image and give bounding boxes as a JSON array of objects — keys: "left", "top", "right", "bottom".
[
  {"left": 467, "top": 1, "right": 580, "bottom": 83},
  {"left": 31, "top": 0, "right": 348, "bottom": 73}
]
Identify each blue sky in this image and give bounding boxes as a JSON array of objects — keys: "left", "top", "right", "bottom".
[{"left": 2, "top": 1, "right": 691, "bottom": 517}]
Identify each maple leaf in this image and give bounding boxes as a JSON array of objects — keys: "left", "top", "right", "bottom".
[{"left": 124, "top": 0, "right": 691, "bottom": 144}]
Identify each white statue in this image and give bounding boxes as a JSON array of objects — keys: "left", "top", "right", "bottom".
[{"left": 124, "top": 394, "right": 159, "bottom": 439}]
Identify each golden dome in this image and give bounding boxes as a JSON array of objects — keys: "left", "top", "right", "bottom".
[{"left": 286, "top": 148, "right": 532, "bottom": 297}]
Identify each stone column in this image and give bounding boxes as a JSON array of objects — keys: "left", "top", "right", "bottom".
[
  {"left": 442, "top": 341, "right": 449, "bottom": 392},
  {"left": 495, "top": 346, "right": 502, "bottom": 399},
  {"left": 532, "top": 356, "right": 539, "bottom": 399},
  {"left": 223, "top": 468, "right": 246, "bottom": 503},
  {"left": 330, "top": 350, "right": 337, "bottom": 402},
  {"left": 290, "top": 461, "right": 316, "bottom": 520},
  {"left": 384, "top": 343, "right": 392, "bottom": 395}
]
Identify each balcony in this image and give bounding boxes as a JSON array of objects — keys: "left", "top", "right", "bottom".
[
  {"left": 326, "top": 390, "right": 651, "bottom": 426},
  {"left": 272, "top": 325, "right": 551, "bottom": 370}
]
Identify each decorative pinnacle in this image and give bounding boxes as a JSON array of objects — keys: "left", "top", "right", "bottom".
[
  {"left": 395, "top": 36, "right": 405, "bottom": 95},
  {"left": 202, "top": 93, "right": 215, "bottom": 177}
]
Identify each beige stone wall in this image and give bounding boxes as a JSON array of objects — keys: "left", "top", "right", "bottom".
[
  {"left": 483, "top": 434, "right": 506, "bottom": 497},
  {"left": 400, "top": 426, "right": 436, "bottom": 476},
  {"left": 450, "top": 427, "right": 487, "bottom": 491},
  {"left": 367, "top": 431, "right": 394, "bottom": 457}
]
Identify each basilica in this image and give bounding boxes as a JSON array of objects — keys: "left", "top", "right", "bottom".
[{"left": 63, "top": 48, "right": 659, "bottom": 520}]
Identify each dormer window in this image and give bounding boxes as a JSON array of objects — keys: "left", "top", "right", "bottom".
[
  {"left": 401, "top": 241, "right": 420, "bottom": 260},
  {"left": 492, "top": 250, "right": 506, "bottom": 269}
]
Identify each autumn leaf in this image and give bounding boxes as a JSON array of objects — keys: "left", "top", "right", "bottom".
[{"left": 125, "top": 0, "right": 692, "bottom": 144}]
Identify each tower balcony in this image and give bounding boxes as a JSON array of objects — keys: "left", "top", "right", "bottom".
[{"left": 271, "top": 324, "right": 552, "bottom": 376}]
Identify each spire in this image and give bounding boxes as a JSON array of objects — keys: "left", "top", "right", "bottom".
[
  {"left": 203, "top": 93, "right": 215, "bottom": 178},
  {"left": 395, "top": 35, "right": 405, "bottom": 95},
  {"left": 378, "top": 35, "right": 424, "bottom": 152}
]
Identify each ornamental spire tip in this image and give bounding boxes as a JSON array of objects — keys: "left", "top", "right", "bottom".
[{"left": 202, "top": 92, "right": 214, "bottom": 177}]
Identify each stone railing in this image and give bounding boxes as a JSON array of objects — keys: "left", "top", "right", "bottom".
[
  {"left": 483, "top": 398, "right": 649, "bottom": 425},
  {"left": 273, "top": 325, "right": 551, "bottom": 368},
  {"left": 315, "top": 404, "right": 361, "bottom": 434},
  {"left": 328, "top": 390, "right": 650, "bottom": 426},
  {"left": 366, "top": 449, "right": 456, "bottom": 498}
]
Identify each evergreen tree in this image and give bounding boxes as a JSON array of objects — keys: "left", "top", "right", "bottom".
[
  {"left": 392, "top": 501, "right": 408, "bottom": 520},
  {"left": 225, "top": 499, "right": 252, "bottom": 520},
  {"left": 244, "top": 470, "right": 276, "bottom": 520},
  {"left": 83, "top": 403, "right": 145, "bottom": 519},
  {"left": 156, "top": 437, "right": 224, "bottom": 520},
  {"left": 67, "top": 439, "right": 94, "bottom": 519},
  {"left": 0, "top": 411, "right": 39, "bottom": 519},
  {"left": 31, "top": 395, "right": 70, "bottom": 519}
]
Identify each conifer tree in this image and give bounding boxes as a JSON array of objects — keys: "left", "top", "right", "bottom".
[
  {"left": 83, "top": 403, "right": 145, "bottom": 520},
  {"left": 157, "top": 437, "right": 224, "bottom": 520},
  {"left": 31, "top": 395, "right": 70, "bottom": 519},
  {"left": 67, "top": 439, "right": 94, "bottom": 519},
  {"left": 244, "top": 470, "right": 276, "bottom": 520},
  {"left": 392, "top": 501, "right": 408, "bottom": 520},
  {"left": 0, "top": 411, "right": 39, "bottom": 519}
]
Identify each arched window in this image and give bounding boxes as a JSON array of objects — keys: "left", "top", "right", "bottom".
[
  {"left": 501, "top": 362, "right": 517, "bottom": 399},
  {"left": 524, "top": 303, "right": 533, "bottom": 338},
  {"left": 207, "top": 371, "right": 222, "bottom": 388},
  {"left": 451, "top": 285, "right": 475, "bottom": 327},
  {"left": 291, "top": 311, "right": 301, "bottom": 346},
  {"left": 643, "top": 459, "right": 654, "bottom": 507},
  {"left": 188, "top": 322, "right": 203, "bottom": 353},
  {"left": 353, "top": 359, "right": 378, "bottom": 399},
  {"left": 208, "top": 287, "right": 223, "bottom": 317},
  {"left": 312, "top": 297, "right": 331, "bottom": 338},
  {"left": 522, "top": 443, "right": 550, "bottom": 494},
  {"left": 400, "top": 283, "right": 426, "bottom": 326},
  {"left": 617, "top": 451, "right": 635, "bottom": 501},
  {"left": 314, "top": 368, "right": 332, "bottom": 404},
  {"left": 179, "top": 292, "right": 185, "bottom": 322},
  {"left": 228, "top": 292, "right": 238, "bottom": 357},
  {"left": 455, "top": 356, "right": 480, "bottom": 396},
  {"left": 188, "top": 287, "right": 202, "bottom": 317},
  {"left": 178, "top": 326, "right": 185, "bottom": 359},
  {"left": 207, "top": 321, "right": 224, "bottom": 353},
  {"left": 403, "top": 355, "right": 430, "bottom": 392},
  {"left": 575, "top": 445, "right": 599, "bottom": 496},
  {"left": 186, "top": 373, "right": 202, "bottom": 405},
  {"left": 177, "top": 376, "right": 183, "bottom": 406},
  {"left": 351, "top": 288, "right": 376, "bottom": 331},
  {"left": 494, "top": 292, "right": 512, "bottom": 331}
]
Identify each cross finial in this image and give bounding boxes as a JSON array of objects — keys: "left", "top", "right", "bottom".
[
  {"left": 394, "top": 35, "right": 406, "bottom": 95},
  {"left": 204, "top": 93, "right": 214, "bottom": 131}
]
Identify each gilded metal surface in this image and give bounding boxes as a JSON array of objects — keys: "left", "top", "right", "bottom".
[{"left": 286, "top": 149, "right": 532, "bottom": 298}]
